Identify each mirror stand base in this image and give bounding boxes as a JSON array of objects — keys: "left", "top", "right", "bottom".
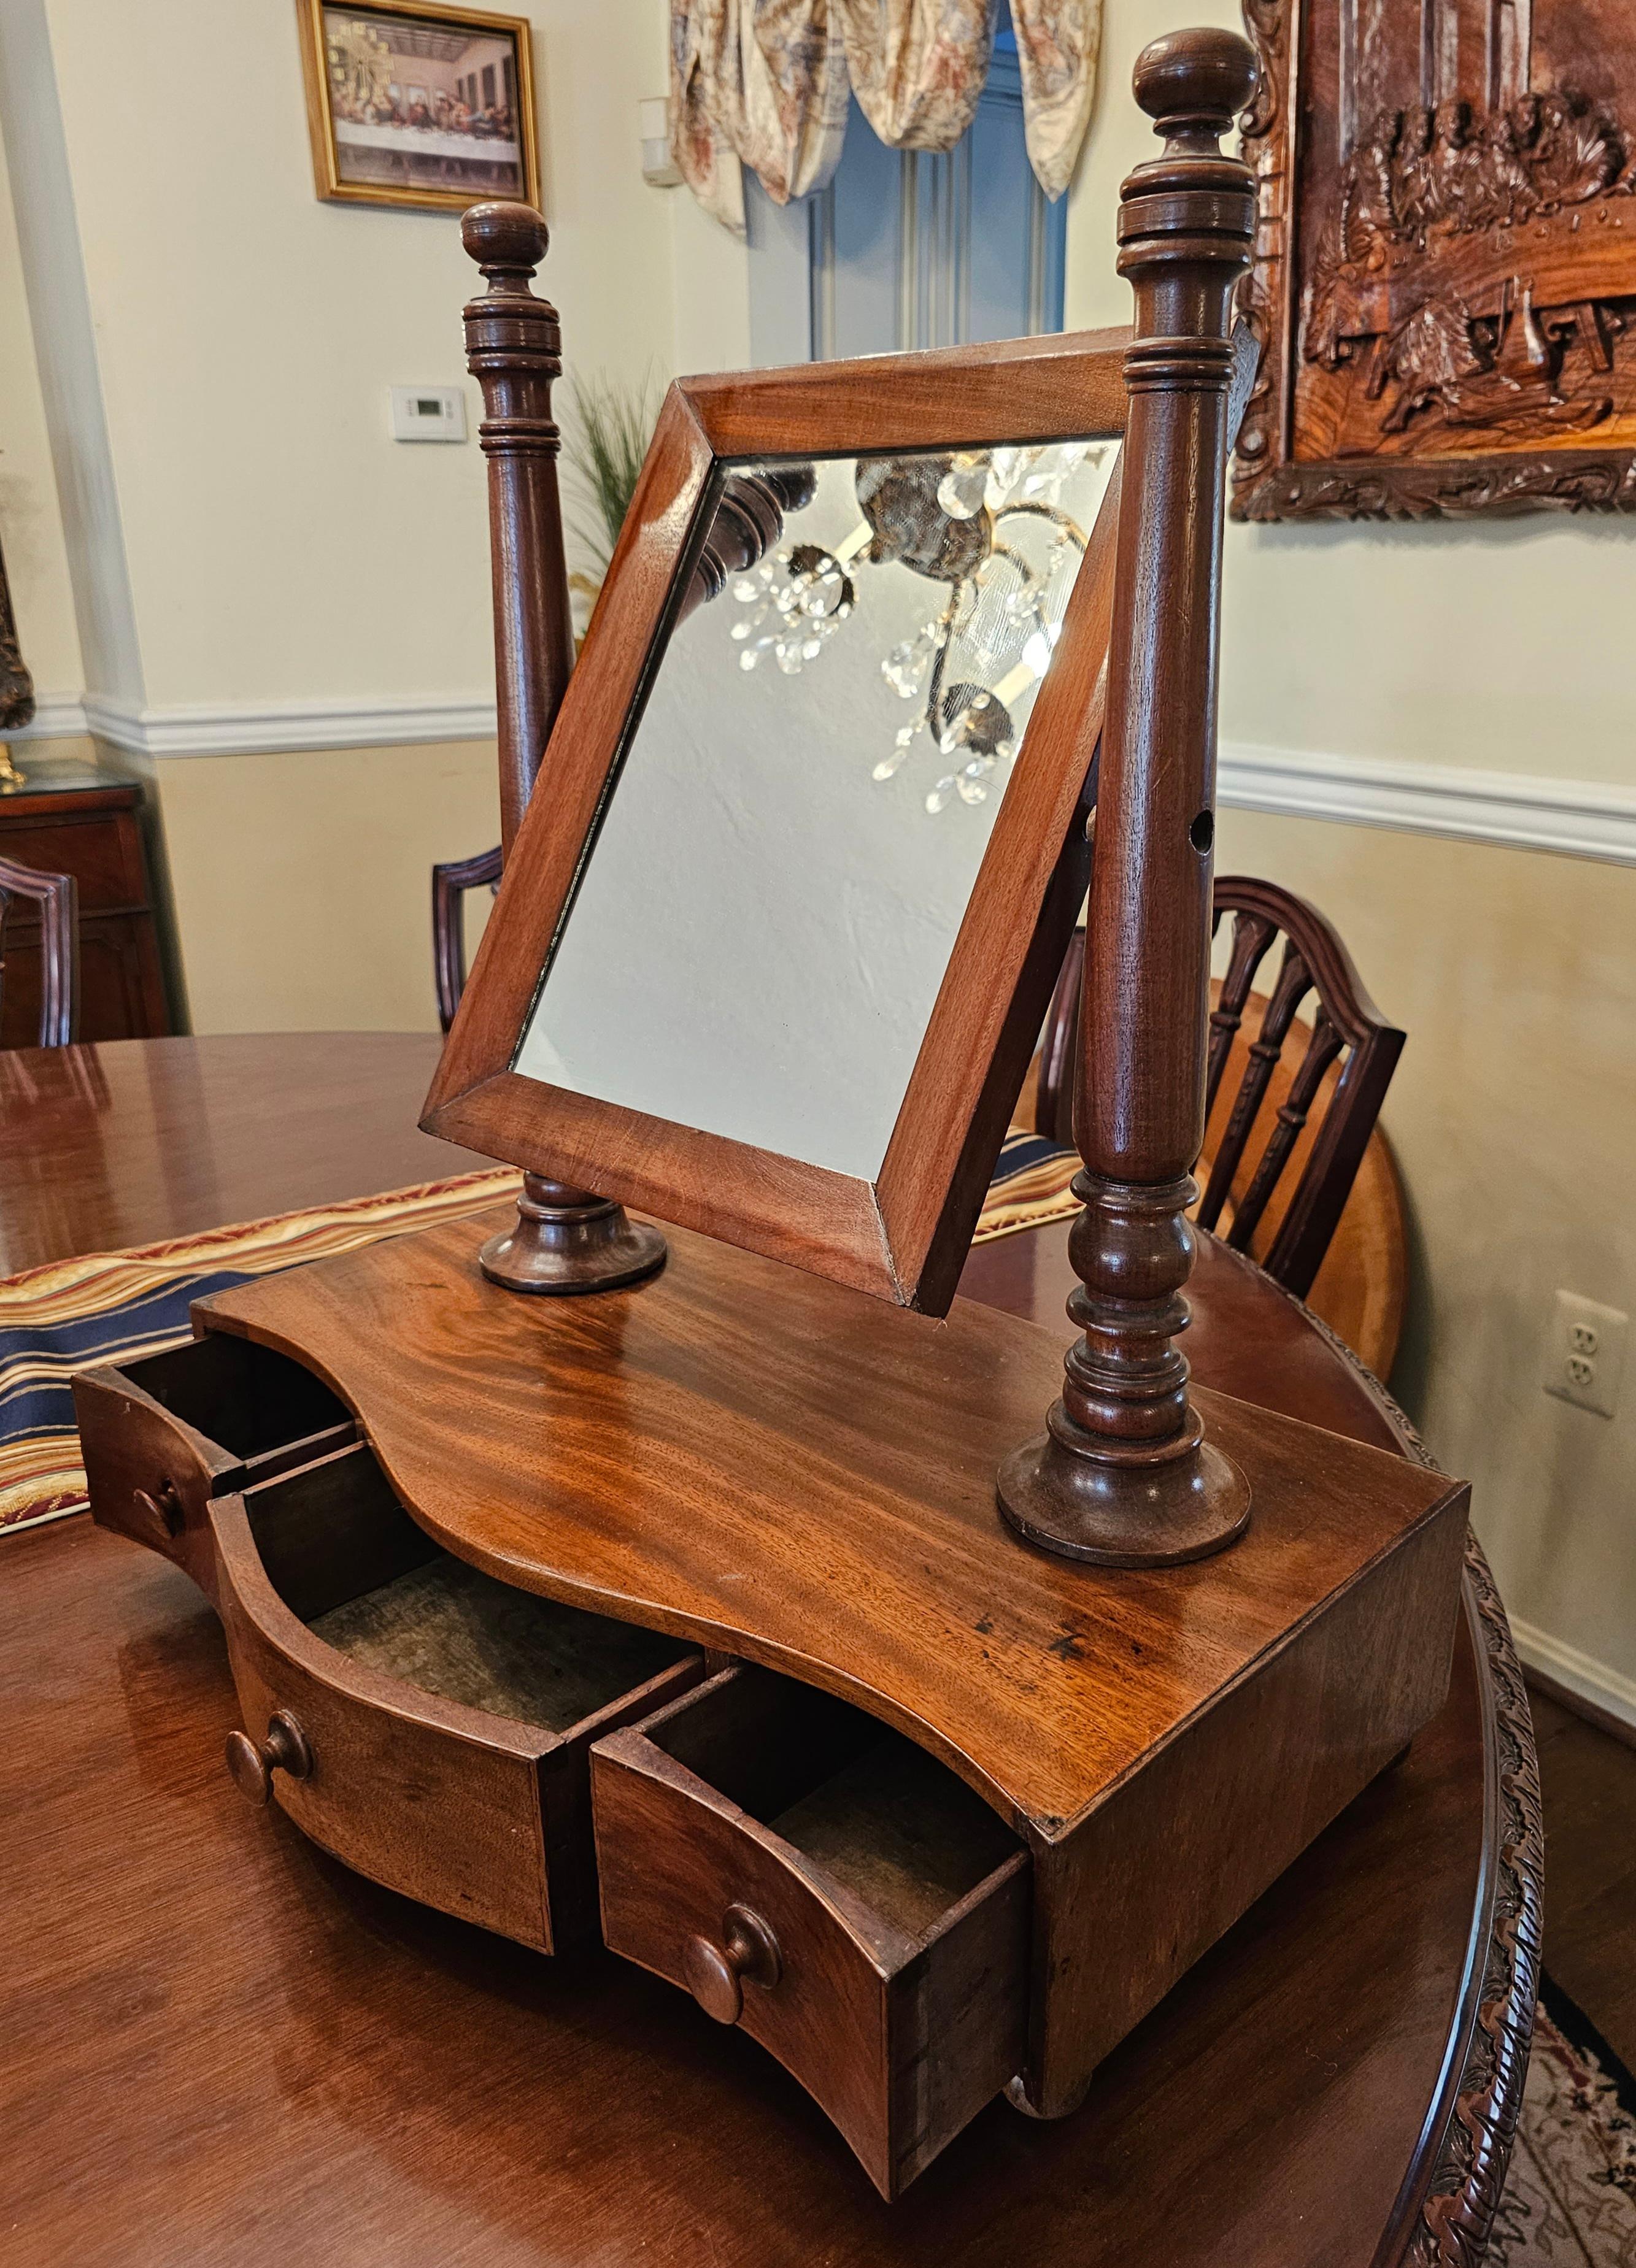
[
  {"left": 997, "top": 1407, "right": 1251, "bottom": 1569},
  {"left": 479, "top": 1174, "right": 668, "bottom": 1297}
]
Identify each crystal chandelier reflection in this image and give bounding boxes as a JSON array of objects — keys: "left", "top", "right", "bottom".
[{"left": 727, "top": 442, "right": 1108, "bottom": 813}]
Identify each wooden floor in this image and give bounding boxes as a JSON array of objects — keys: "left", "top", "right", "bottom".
[{"left": 1529, "top": 1683, "right": 1636, "bottom": 2069}]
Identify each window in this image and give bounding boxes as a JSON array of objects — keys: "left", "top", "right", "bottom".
[{"left": 746, "top": 21, "right": 1066, "bottom": 366}]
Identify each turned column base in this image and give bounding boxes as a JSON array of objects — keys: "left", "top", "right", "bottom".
[
  {"left": 997, "top": 1399, "right": 1250, "bottom": 1569},
  {"left": 479, "top": 1174, "right": 667, "bottom": 1296}
]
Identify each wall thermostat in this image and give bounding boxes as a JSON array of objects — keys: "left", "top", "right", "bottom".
[{"left": 389, "top": 386, "right": 468, "bottom": 442}]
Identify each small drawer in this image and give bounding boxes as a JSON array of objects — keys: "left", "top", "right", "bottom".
[
  {"left": 591, "top": 1666, "right": 1029, "bottom": 2199},
  {"left": 76, "top": 1331, "right": 357, "bottom": 1595},
  {"left": 0, "top": 809, "right": 145, "bottom": 912},
  {"left": 211, "top": 1440, "right": 703, "bottom": 1951}
]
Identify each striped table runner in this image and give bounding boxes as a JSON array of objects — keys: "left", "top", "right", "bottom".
[{"left": 1, "top": 1131, "right": 1078, "bottom": 1538}]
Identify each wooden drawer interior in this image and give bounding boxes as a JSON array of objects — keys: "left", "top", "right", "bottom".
[
  {"left": 217, "top": 1441, "right": 704, "bottom": 1950},
  {"left": 593, "top": 1666, "right": 1029, "bottom": 2196},
  {"left": 128, "top": 1331, "right": 353, "bottom": 1480},
  {"left": 78, "top": 1331, "right": 358, "bottom": 1586},
  {"left": 246, "top": 1444, "right": 698, "bottom": 1737},
  {"left": 645, "top": 1669, "right": 1022, "bottom": 1939}
]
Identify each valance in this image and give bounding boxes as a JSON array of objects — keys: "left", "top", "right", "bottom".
[{"left": 669, "top": 0, "right": 1101, "bottom": 234}]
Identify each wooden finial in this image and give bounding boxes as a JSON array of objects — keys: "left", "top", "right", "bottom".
[
  {"left": 458, "top": 202, "right": 666, "bottom": 1299},
  {"left": 462, "top": 198, "right": 550, "bottom": 279},
  {"left": 997, "top": 27, "right": 1258, "bottom": 1567}
]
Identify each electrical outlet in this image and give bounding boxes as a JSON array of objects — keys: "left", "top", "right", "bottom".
[{"left": 1543, "top": 1290, "right": 1628, "bottom": 1418}]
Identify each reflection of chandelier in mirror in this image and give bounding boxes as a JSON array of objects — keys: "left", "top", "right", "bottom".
[{"left": 727, "top": 444, "right": 1107, "bottom": 813}]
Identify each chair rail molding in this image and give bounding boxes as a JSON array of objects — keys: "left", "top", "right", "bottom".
[
  {"left": 10, "top": 696, "right": 1636, "bottom": 866},
  {"left": 9, "top": 693, "right": 94, "bottom": 743},
  {"left": 1220, "top": 742, "right": 1636, "bottom": 867},
  {"left": 20, "top": 692, "right": 501, "bottom": 758}
]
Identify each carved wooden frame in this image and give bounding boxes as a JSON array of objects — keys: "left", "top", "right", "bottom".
[
  {"left": 295, "top": 0, "right": 541, "bottom": 216},
  {"left": 1234, "top": 0, "right": 1636, "bottom": 520},
  {"left": 423, "top": 330, "right": 1132, "bottom": 1312}
]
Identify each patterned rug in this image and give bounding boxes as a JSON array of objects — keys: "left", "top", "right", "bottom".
[
  {"left": 1494, "top": 1976, "right": 1636, "bottom": 2265},
  {"left": 0, "top": 1129, "right": 1080, "bottom": 1538}
]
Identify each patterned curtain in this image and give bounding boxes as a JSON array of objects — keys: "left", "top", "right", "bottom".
[
  {"left": 1011, "top": 0, "right": 1101, "bottom": 199},
  {"left": 669, "top": 0, "right": 1101, "bottom": 234}
]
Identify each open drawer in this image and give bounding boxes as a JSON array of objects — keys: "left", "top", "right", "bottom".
[
  {"left": 591, "top": 1665, "right": 1030, "bottom": 2199},
  {"left": 211, "top": 1439, "right": 703, "bottom": 1951},
  {"left": 75, "top": 1330, "right": 356, "bottom": 1595}
]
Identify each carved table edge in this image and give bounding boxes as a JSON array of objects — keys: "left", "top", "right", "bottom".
[{"left": 1232, "top": 1253, "right": 1543, "bottom": 2268}]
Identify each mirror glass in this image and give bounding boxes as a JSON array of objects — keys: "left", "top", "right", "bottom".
[{"left": 512, "top": 437, "right": 1119, "bottom": 1181}]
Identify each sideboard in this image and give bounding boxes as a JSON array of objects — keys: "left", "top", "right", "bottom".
[{"left": 0, "top": 761, "right": 171, "bottom": 1044}]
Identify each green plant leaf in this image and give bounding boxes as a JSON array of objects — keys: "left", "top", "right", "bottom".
[{"left": 562, "top": 369, "right": 660, "bottom": 578}]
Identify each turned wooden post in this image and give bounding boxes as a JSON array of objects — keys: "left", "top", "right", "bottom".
[
  {"left": 462, "top": 200, "right": 574, "bottom": 853},
  {"left": 998, "top": 28, "right": 1257, "bottom": 1566},
  {"left": 461, "top": 201, "right": 666, "bottom": 1296}
]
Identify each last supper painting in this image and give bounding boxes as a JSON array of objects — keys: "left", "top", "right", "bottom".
[{"left": 1234, "top": 0, "right": 1636, "bottom": 515}]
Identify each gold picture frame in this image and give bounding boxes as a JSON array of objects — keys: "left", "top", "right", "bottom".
[{"left": 297, "top": 0, "right": 540, "bottom": 215}]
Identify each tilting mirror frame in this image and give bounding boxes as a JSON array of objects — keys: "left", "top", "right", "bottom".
[{"left": 423, "top": 328, "right": 1132, "bottom": 1313}]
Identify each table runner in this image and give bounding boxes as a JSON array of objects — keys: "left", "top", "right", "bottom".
[{"left": 2, "top": 1131, "right": 1079, "bottom": 1537}]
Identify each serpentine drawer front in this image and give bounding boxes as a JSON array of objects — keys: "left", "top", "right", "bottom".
[
  {"left": 590, "top": 1664, "right": 1031, "bottom": 2200},
  {"left": 208, "top": 1440, "right": 704, "bottom": 1951}
]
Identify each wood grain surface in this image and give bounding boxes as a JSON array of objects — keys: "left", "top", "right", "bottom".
[
  {"left": 0, "top": 1507, "right": 1500, "bottom": 2266},
  {"left": 0, "top": 1034, "right": 1537, "bottom": 2258},
  {"left": 0, "top": 1033, "right": 473, "bottom": 1278},
  {"left": 195, "top": 1210, "right": 1464, "bottom": 1839}
]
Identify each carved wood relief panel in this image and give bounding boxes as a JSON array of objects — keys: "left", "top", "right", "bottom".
[{"left": 1235, "top": 0, "right": 1636, "bottom": 516}]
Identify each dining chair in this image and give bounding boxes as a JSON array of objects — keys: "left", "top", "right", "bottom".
[
  {"left": 1033, "top": 874, "right": 1406, "bottom": 1306},
  {"left": 433, "top": 845, "right": 503, "bottom": 1034},
  {"left": 0, "top": 852, "right": 78, "bottom": 1047}
]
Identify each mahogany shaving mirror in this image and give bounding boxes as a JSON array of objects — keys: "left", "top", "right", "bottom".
[{"left": 424, "top": 331, "right": 1135, "bottom": 1313}]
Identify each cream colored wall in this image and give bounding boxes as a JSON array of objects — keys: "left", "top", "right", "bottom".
[
  {"left": 156, "top": 740, "right": 500, "bottom": 1034},
  {"left": 1064, "top": 1, "right": 1636, "bottom": 1720},
  {"left": 1215, "top": 813, "right": 1636, "bottom": 1707},
  {"left": 28, "top": 0, "right": 676, "bottom": 708}
]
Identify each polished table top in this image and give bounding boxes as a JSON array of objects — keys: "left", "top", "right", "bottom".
[{"left": 0, "top": 1035, "right": 1540, "bottom": 2266}]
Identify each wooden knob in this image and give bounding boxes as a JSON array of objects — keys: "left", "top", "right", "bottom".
[
  {"left": 682, "top": 1905, "right": 782, "bottom": 2024},
  {"left": 461, "top": 201, "right": 549, "bottom": 277},
  {"left": 1132, "top": 26, "right": 1258, "bottom": 141},
  {"left": 129, "top": 1478, "right": 183, "bottom": 1550},
  {"left": 225, "top": 1710, "right": 312, "bottom": 1806}
]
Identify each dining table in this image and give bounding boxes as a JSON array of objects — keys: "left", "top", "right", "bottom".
[{"left": 0, "top": 1032, "right": 1540, "bottom": 2267}]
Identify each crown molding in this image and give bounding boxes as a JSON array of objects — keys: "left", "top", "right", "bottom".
[{"left": 1219, "top": 741, "right": 1636, "bottom": 867}]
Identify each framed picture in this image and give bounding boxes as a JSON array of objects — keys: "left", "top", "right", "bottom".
[
  {"left": 296, "top": 0, "right": 539, "bottom": 215},
  {"left": 1235, "top": 0, "right": 1636, "bottom": 517},
  {"left": 422, "top": 333, "right": 1132, "bottom": 1313}
]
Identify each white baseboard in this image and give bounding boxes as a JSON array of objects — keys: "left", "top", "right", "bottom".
[
  {"left": 12, "top": 696, "right": 1636, "bottom": 865},
  {"left": 1220, "top": 741, "right": 1636, "bottom": 866},
  {"left": 1511, "top": 1615, "right": 1636, "bottom": 1737}
]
